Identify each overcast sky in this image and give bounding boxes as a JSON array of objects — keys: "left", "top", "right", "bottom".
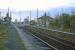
[
  {"left": 0, "top": 0, "right": 75, "bottom": 22},
  {"left": 0, "top": 0, "right": 75, "bottom": 10}
]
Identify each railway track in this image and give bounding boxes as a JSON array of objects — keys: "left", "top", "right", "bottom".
[
  {"left": 24, "top": 26, "right": 75, "bottom": 50},
  {"left": 20, "top": 27, "right": 56, "bottom": 50}
]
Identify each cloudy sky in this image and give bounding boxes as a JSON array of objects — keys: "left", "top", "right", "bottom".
[
  {"left": 0, "top": 0, "right": 75, "bottom": 21},
  {"left": 0, "top": 0, "right": 75, "bottom": 10}
]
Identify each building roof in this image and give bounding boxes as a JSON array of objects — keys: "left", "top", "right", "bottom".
[{"left": 38, "top": 16, "right": 53, "bottom": 21}]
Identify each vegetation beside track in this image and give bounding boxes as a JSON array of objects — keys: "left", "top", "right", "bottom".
[
  {"left": 0, "top": 23, "right": 26, "bottom": 50},
  {"left": 24, "top": 26, "right": 75, "bottom": 43},
  {"left": 0, "top": 24, "right": 10, "bottom": 50}
]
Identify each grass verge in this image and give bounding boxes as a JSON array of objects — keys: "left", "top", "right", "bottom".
[
  {"left": 0, "top": 24, "right": 10, "bottom": 50},
  {"left": 16, "top": 33, "right": 26, "bottom": 50}
]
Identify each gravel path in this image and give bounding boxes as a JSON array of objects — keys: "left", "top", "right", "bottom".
[
  {"left": 6, "top": 25, "right": 19, "bottom": 50},
  {"left": 13, "top": 24, "right": 41, "bottom": 50}
]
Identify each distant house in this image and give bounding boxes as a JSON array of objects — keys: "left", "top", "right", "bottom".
[
  {"left": 24, "top": 18, "right": 29, "bottom": 25},
  {"left": 4, "top": 13, "right": 11, "bottom": 24},
  {"left": 37, "top": 13, "right": 53, "bottom": 27},
  {"left": 30, "top": 20, "right": 37, "bottom": 26}
]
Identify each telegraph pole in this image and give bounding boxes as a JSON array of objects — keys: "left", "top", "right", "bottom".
[
  {"left": 57, "top": 12, "right": 60, "bottom": 29},
  {"left": 19, "top": 11, "right": 21, "bottom": 23},
  {"left": 8, "top": 7, "right": 9, "bottom": 17},
  {"left": 27, "top": 16, "right": 29, "bottom": 25},
  {"left": 0, "top": 11, "right": 1, "bottom": 19},
  {"left": 61, "top": 8, "right": 63, "bottom": 30},
  {"left": 61, "top": 8, "right": 63, "bottom": 15},
  {"left": 0, "top": 11, "right": 1, "bottom": 24},
  {"left": 8, "top": 8, "right": 9, "bottom": 14},
  {"left": 10, "top": 12, "right": 12, "bottom": 22},
  {"left": 37, "top": 9, "right": 39, "bottom": 26},
  {"left": 30, "top": 11, "right": 31, "bottom": 25},
  {"left": 37, "top": 9, "right": 38, "bottom": 21}
]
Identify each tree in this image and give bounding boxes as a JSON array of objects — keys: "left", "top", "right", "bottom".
[
  {"left": 70, "top": 14, "right": 75, "bottom": 32},
  {"left": 58, "top": 13, "right": 70, "bottom": 30}
]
